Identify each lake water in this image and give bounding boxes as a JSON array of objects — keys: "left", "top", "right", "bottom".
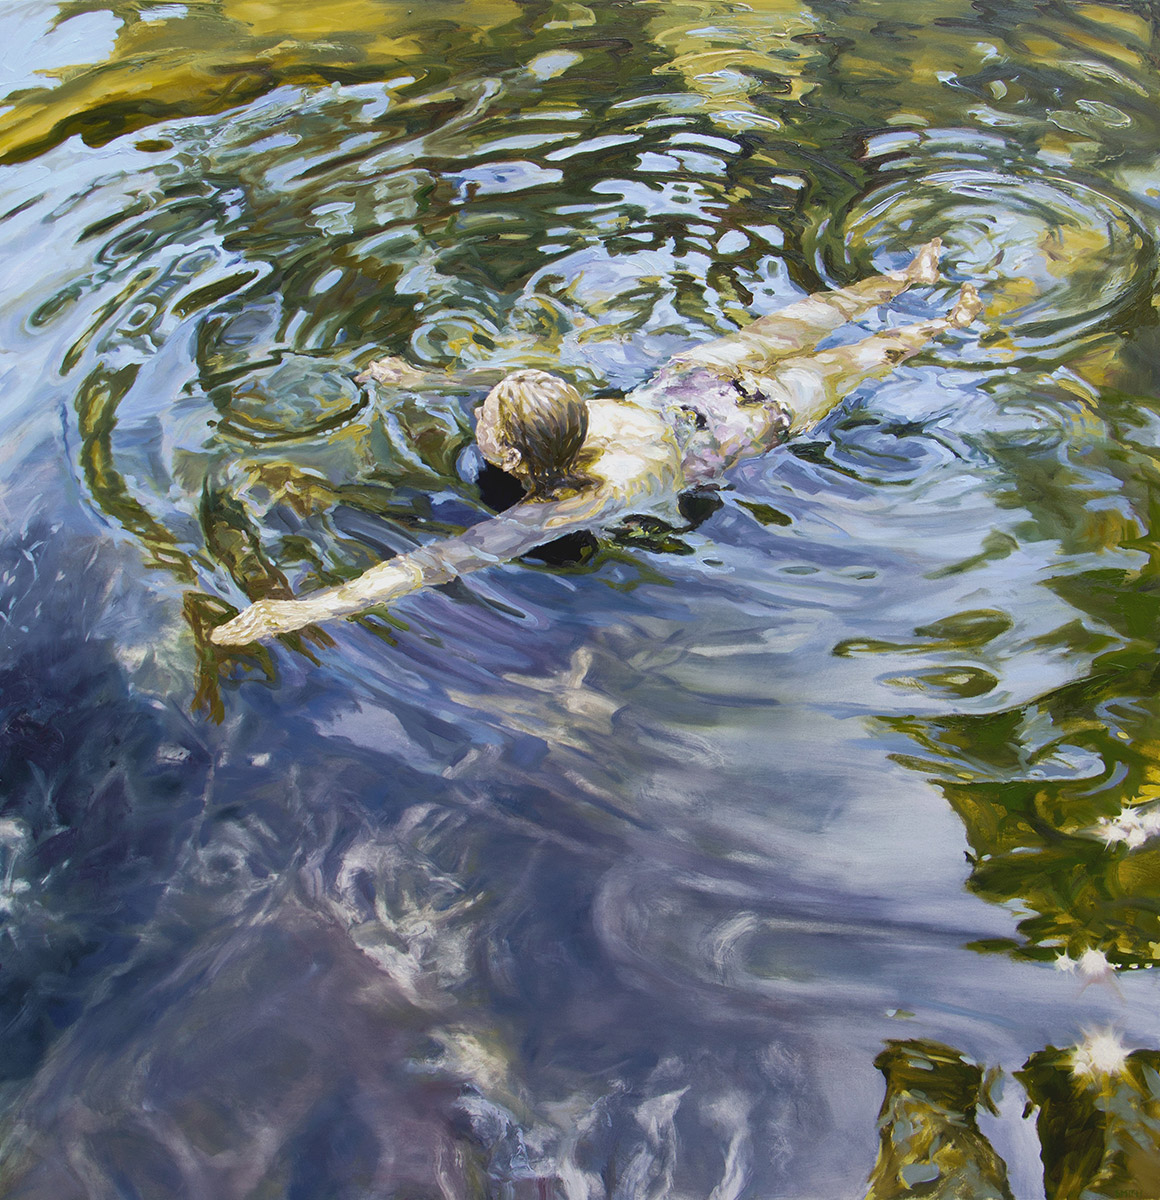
[{"left": 2, "top": 2, "right": 1160, "bottom": 1197}]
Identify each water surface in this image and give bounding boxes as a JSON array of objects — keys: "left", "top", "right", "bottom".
[{"left": 2, "top": 2, "right": 1160, "bottom": 1196}]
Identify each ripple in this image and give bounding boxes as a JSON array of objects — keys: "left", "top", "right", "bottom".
[
  {"left": 881, "top": 665, "right": 998, "bottom": 700},
  {"left": 592, "top": 862, "right": 972, "bottom": 1018},
  {"left": 211, "top": 355, "right": 368, "bottom": 444},
  {"left": 819, "top": 144, "right": 1155, "bottom": 362}
]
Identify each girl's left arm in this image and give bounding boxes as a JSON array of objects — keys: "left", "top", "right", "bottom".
[{"left": 209, "top": 487, "right": 622, "bottom": 645}]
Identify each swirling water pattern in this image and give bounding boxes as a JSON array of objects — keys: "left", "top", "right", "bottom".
[{"left": 1, "top": 2, "right": 1160, "bottom": 1197}]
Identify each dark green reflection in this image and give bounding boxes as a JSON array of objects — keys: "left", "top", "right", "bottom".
[
  {"left": 1020, "top": 1043, "right": 1160, "bottom": 1200},
  {"left": 0, "top": 0, "right": 524, "bottom": 163},
  {"left": 867, "top": 1037, "right": 1160, "bottom": 1200},
  {"left": 882, "top": 346, "right": 1160, "bottom": 969},
  {"left": 866, "top": 1040, "right": 1011, "bottom": 1200},
  {"left": 76, "top": 363, "right": 197, "bottom": 581}
]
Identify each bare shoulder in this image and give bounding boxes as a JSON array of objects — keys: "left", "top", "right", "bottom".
[
  {"left": 584, "top": 397, "right": 671, "bottom": 444},
  {"left": 579, "top": 398, "right": 682, "bottom": 503}
]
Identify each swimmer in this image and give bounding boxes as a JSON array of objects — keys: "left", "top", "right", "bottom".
[{"left": 210, "top": 241, "right": 982, "bottom": 645}]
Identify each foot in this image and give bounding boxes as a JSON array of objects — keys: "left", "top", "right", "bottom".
[
  {"left": 902, "top": 237, "right": 942, "bottom": 286},
  {"left": 948, "top": 282, "right": 983, "bottom": 328}
]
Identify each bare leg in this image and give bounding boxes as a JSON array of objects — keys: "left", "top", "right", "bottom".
[
  {"left": 675, "top": 239, "right": 943, "bottom": 376},
  {"left": 762, "top": 284, "right": 983, "bottom": 435}
]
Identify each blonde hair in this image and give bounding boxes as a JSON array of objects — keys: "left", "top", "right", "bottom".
[{"left": 477, "top": 369, "right": 589, "bottom": 494}]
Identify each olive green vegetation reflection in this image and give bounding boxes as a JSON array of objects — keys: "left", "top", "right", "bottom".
[
  {"left": 883, "top": 346, "right": 1160, "bottom": 971},
  {"left": 866, "top": 1041, "right": 1012, "bottom": 1200},
  {"left": 1019, "top": 1043, "right": 1160, "bottom": 1200},
  {"left": 866, "top": 1037, "right": 1160, "bottom": 1200},
  {"left": 0, "top": 0, "right": 522, "bottom": 164},
  {"left": 76, "top": 362, "right": 197, "bottom": 581}
]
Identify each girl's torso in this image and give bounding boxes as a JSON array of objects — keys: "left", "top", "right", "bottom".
[{"left": 624, "top": 364, "right": 793, "bottom": 487}]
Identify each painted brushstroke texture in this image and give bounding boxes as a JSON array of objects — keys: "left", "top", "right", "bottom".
[{"left": 0, "top": 2, "right": 1159, "bottom": 1197}]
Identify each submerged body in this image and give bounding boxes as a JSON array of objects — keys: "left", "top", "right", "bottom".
[{"left": 211, "top": 242, "right": 981, "bottom": 645}]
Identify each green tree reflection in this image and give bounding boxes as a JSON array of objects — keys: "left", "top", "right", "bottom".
[
  {"left": 866, "top": 1036, "right": 1160, "bottom": 1200},
  {"left": 867, "top": 1040, "right": 1012, "bottom": 1200}
]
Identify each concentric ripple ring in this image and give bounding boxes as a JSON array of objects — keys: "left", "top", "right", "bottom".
[{"left": 821, "top": 165, "right": 1155, "bottom": 362}]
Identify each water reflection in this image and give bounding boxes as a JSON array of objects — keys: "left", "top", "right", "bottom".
[
  {"left": 1020, "top": 1039, "right": 1160, "bottom": 1200},
  {"left": 1, "top": 0, "right": 1160, "bottom": 1196},
  {"left": 867, "top": 1040, "right": 1012, "bottom": 1200},
  {"left": 832, "top": 156, "right": 1155, "bottom": 361},
  {"left": 868, "top": 1035, "right": 1160, "bottom": 1200}
]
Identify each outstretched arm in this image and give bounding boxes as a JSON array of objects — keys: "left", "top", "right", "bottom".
[
  {"left": 209, "top": 487, "right": 623, "bottom": 645},
  {"left": 355, "top": 356, "right": 509, "bottom": 392}
]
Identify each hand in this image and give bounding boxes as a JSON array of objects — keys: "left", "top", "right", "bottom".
[
  {"left": 209, "top": 597, "right": 309, "bottom": 645},
  {"left": 354, "top": 356, "right": 429, "bottom": 389}
]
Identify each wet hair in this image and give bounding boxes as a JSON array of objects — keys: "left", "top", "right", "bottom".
[{"left": 477, "top": 369, "right": 589, "bottom": 495}]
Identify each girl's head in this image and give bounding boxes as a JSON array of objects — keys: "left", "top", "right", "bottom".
[{"left": 476, "top": 369, "right": 588, "bottom": 494}]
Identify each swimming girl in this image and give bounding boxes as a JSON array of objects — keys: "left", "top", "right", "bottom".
[{"left": 210, "top": 241, "right": 982, "bottom": 645}]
